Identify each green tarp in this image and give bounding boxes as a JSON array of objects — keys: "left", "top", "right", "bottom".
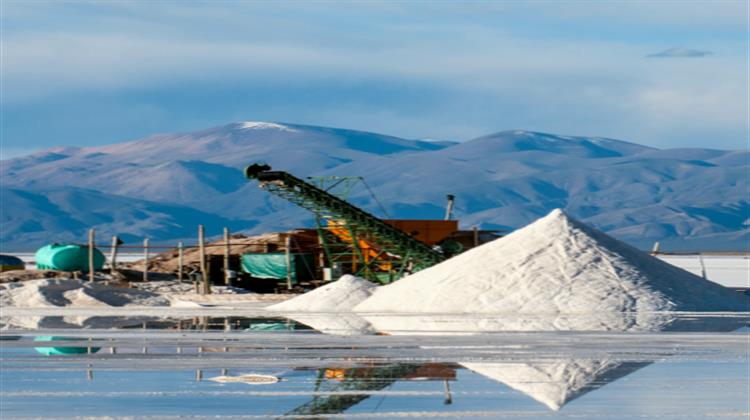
[{"left": 240, "top": 253, "right": 314, "bottom": 284}]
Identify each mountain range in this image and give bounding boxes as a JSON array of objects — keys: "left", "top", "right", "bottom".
[{"left": 1, "top": 121, "right": 747, "bottom": 251}]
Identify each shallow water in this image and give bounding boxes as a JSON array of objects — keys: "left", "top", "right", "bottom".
[{"left": 1, "top": 314, "right": 748, "bottom": 419}]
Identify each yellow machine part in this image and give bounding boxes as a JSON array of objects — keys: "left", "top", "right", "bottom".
[
  {"left": 324, "top": 369, "right": 347, "bottom": 381},
  {"left": 325, "top": 219, "right": 458, "bottom": 270}
]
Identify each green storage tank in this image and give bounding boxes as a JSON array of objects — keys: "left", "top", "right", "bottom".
[{"left": 35, "top": 244, "right": 105, "bottom": 271}]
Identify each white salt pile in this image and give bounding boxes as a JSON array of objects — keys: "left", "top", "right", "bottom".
[
  {"left": 267, "top": 275, "right": 377, "bottom": 335},
  {"left": 355, "top": 209, "right": 748, "bottom": 331},
  {"left": 0, "top": 279, "right": 170, "bottom": 308}
]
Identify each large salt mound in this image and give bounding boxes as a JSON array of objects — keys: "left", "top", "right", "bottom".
[
  {"left": 355, "top": 209, "right": 749, "bottom": 320},
  {"left": 0, "top": 279, "right": 170, "bottom": 308},
  {"left": 267, "top": 275, "right": 377, "bottom": 335}
]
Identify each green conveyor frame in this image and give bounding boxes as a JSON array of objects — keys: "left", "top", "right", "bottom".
[{"left": 244, "top": 163, "right": 445, "bottom": 276}]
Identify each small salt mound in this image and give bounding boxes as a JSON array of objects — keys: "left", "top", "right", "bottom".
[
  {"left": 267, "top": 275, "right": 377, "bottom": 335},
  {"left": 355, "top": 209, "right": 748, "bottom": 327},
  {"left": 268, "top": 275, "right": 377, "bottom": 312},
  {"left": 0, "top": 279, "right": 170, "bottom": 308}
]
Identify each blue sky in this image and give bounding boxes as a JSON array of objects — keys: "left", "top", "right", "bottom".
[{"left": 1, "top": 1, "right": 748, "bottom": 157}]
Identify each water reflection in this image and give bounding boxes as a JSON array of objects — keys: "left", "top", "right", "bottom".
[
  {"left": 1, "top": 315, "right": 314, "bottom": 332},
  {"left": 1, "top": 313, "right": 747, "bottom": 417},
  {"left": 285, "top": 364, "right": 427, "bottom": 417},
  {"left": 33, "top": 336, "right": 101, "bottom": 356},
  {"left": 461, "top": 360, "right": 651, "bottom": 411}
]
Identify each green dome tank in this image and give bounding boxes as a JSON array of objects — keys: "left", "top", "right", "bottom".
[{"left": 35, "top": 244, "right": 105, "bottom": 271}]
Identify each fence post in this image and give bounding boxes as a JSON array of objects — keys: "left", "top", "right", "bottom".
[
  {"left": 88, "top": 228, "right": 96, "bottom": 282},
  {"left": 143, "top": 238, "right": 149, "bottom": 283},
  {"left": 285, "top": 235, "right": 293, "bottom": 290},
  {"left": 109, "top": 235, "right": 119, "bottom": 277},
  {"left": 472, "top": 226, "right": 479, "bottom": 247},
  {"left": 177, "top": 241, "right": 184, "bottom": 282},
  {"left": 223, "top": 227, "right": 231, "bottom": 286},
  {"left": 198, "top": 225, "right": 210, "bottom": 295}
]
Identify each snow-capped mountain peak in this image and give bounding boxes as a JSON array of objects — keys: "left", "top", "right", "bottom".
[{"left": 237, "top": 121, "right": 298, "bottom": 132}]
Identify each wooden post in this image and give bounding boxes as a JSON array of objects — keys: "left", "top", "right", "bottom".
[
  {"left": 317, "top": 232, "right": 327, "bottom": 281},
  {"left": 472, "top": 226, "right": 479, "bottom": 248},
  {"left": 223, "top": 227, "right": 231, "bottom": 286},
  {"left": 88, "top": 228, "right": 95, "bottom": 282},
  {"left": 285, "top": 234, "right": 293, "bottom": 290},
  {"left": 109, "top": 235, "right": 120, "bottom": 277},
  {"left": 198, "top": 225, "right": 210, "bottom": 295},
  {"left": 142, "top": 238, "right": 149, "bottom": 282},
  {"left": 177, "top": 242, "right": 184, "bottom": 282}
]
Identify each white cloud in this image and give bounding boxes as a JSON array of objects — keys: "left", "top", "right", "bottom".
[
  {"left": 647, "top": 48, "right": 713, "bottom": 58},
  {"left": 1, "top": 2, "right": 747, "bottom": 148}
]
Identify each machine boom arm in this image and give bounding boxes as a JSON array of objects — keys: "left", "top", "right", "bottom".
[{"left": 245, "top": 163, "right": 445, "bottom": 273}]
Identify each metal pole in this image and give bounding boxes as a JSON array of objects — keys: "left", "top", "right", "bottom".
[
  {"left": 199, "top": 225, "right": 210, "bottom": 295},
  {"left": 444, "top": 194, "right": 455, "bottom": 221},
  {"left": 109, "top": 235, "right": 119, "bottom": 277},
  {"left": 142, "top": 238, "right": 149, "bottom": 282},
  {"left": 88, "top": 228, "right": 95, "bottom": 282},
  {"left": 223, "top": 227, "right": 231, "bottom": 286},
  {"left": 285, "top": 235, "right": 293, "bottom": 290},
  {"left": 177, "top": 241, "right": 184, "bottom": 282}
]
